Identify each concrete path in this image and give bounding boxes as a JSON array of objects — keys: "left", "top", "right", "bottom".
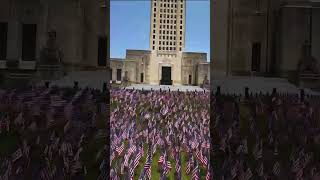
[
  {"left": 35, "top": 71, "right": 320, "bottom": 95},
  {"left": 125, "top": 84, "right": 207, "bottom": 92}
]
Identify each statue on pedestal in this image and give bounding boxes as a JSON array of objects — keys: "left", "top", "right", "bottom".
[
  {"left": 203, "top": 75, "right": 209, "bottom": 85},
  {"left": 37, "top": 30, "right": 63, "bottom": 80},
  {"left": 297, "top": 41, "right": 319, "bottom": 74},
  {"left": 39, "top": 30, "right": 63, "bottom": 65},
  {"left": 202, "top": 74, "right": 209, "bottom": 88}
]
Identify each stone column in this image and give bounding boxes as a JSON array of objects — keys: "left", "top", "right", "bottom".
[
  {"left": 211, "top": 0, "right": 230, "bottom": 78},
  {"left": 38, "top": 0, "right": 49, "bottom": 61}
]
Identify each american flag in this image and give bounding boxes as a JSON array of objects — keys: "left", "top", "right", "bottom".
[
  {"left": 231, "top": 163, "right": 238, "bottom": 179},
  {"left": 133, "top": 146, "right": 143, "bottom": 169},
  {"left": 158, "top": 153, "right": 165, "bottom": 165},
  {"left": 253, "top": 141, "right": 262, "bottom": 160},
  {"left": 175, "top": 152, "right": 182, "bottom": 179},
  {"left": 291, "top": 158, "right": 300, "bottom": 173},
  {"left": 144, "top": 158, "right": 152, "bottom": 179},
  {"left": 257, "top": 163, "right": 264, "bottom": 177},
  {"left": 205, "top": 164, "right": 212, "bottom": 180},
  {"left": 296, "top": 168, "right": 304, "bottom": 179},
  {"left": 186, "top": 155, "right": 192, "bottom": 175},
  {"left": 236, "top": 144, "right": 243, "bottom": 154},
  {"left": 272, "top": 161, "right": 280, "bottom": 176},
  {"left": 192, "top": 161, "right": 199, "bottom": 180},
  {"left": 12, "top": 148, "right": 22, "bottom": 162},
  {"left": 195, "top": 149, "right": 208, "bottom": 167},
  {"left": 240, "top": 167, "right": 252, "bottom": 180},
  {"left": 40, "top": 167, "right": 51, "bottom": 180},
  {"left": 243, "top": 139, "right": 248, "bottom": 154},
  {"left": 116, "top": 143, "right": 125, "bottom": 156},
  {"left": 129, "top": 160, "right": 135, "bottom": 180},
  {"left": 163, "top": 160, "right": 172, "bottom": 175},
  {"left": 124, "top": 145, "right": 137, "bottom": 166}
]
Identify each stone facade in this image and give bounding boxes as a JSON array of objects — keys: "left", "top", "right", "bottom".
[
  {"left": 212, "top": 0, "right": 320, "bottom": 79},
  {"left": 0, "top": 0, "right": 108, "bottom": 69},
  {"left": 110, "top": 50, "right": 209, "bottom": 86}
]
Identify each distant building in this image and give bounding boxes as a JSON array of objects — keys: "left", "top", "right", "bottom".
[{"left": 110, "top": 0, "right": 210, "bottom": 86}]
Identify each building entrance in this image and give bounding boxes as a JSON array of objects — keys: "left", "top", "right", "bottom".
[{"left": 160, "top": 66, "right": 172, "bottom": 85}]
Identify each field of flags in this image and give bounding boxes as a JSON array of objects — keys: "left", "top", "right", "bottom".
[
  {"left": 0, "top": 86, "right": 107, "bottom": 179},
  {"left": 110, "top": 89, "right": 211, "bottom": 179},
  {"left": 212, "top": 93, "right": 320, "bottom": 179},
  {"left": 1, "top": 84, "right": 320, "bottom": 179}
]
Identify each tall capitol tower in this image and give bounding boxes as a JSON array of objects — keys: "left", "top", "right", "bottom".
[
  {"left": 149, "top": 0, "right": 186, "bottom": 54},
  {"left": 109, "top": 0, "right": 209, "bottom": 86}
]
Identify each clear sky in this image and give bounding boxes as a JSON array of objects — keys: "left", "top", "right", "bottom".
[{"left": 110, "top": 0, "right": 210, "bottom": 61}]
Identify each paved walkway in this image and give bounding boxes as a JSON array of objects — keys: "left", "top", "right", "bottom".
[
  {"left": 37, "top": 70, "right": 109, "bottom": 90},
  {"left": 35, "top": 71, "right": 320, "bottom": 95},
  {"left": 125, "top": 84, "right": 207, "bottom": 92},
  {"left": 211, "top": 76, "right": 320, "bottom": 95}
]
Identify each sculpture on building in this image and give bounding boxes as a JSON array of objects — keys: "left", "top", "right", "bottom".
[
  {"left": 202, "top": 74, "right": 209, "bottom": 85},
  {"left": 297, "top": 41, "right": 320, "bottom": 74},
  {"left": 201, "top": 74, "right": 209, "bottom": 89},
  {"left": 39, "top": 30, "right": 63, "bottom": 65}
]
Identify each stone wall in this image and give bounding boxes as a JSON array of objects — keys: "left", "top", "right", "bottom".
[
  {"left": 110, "top": 58, "right": 124, "bottom": 81},
  {"left": 0, "top": 0, "right": 107, "bottom": 67},
  {"left": 110, "top": 50, "right": 210, "bottom": 86},
  {"left": 198, "top": 63, "right": 210, "bottom": 85}
]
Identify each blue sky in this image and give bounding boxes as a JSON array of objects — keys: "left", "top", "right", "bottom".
[{"left": 110, "top": 0, "right": 210, "bottom": 61}]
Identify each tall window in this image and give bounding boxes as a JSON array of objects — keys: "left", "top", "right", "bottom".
[
  {"left": 116, "top": 69, "right": 122, "bottom": 81},
  {"left": 141, "top": 73, "right": 144, "bottom": 83},
  {"left": 98, "top": 36, "right": 107, "bottom": 66},
  {"left": 251, "top": 42, "right": 261, "bottom": 72},
  {"left": 0, "top": 22, "right": 8, "bottom": 60},
  {"left": 22, "top": 24, "right": 37, "bottom": 61}
]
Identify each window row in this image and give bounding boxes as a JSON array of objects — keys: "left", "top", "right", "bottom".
[
  {"left": 156, "top": 41, "right": 177, "bottom": 46},
  {"left": 155, "top": 46, "right": 182, "bottom": 51},
  {"left": 153, "top": 46, "right": 177, "bottom": 51},
  {"left": 154, "top": 0, "right": 183, "bottom": 2},
  {"left": 159, "top": 46, "right": 176, "bottom": 51},
  {"left": 158, "top": 19, "right": 183, "bottom": 24},
  {"left": 157, "top": 30, "right": 183, "bottom": 35},
  {"left": 152, "top": 35, "right": 183, "bottom": 40},
  {"left": 159, "top": 13, "right": 184, "bottom": 18},
  {"left": 157, "top": 4, "right": 184, "bottom": 8},
  {"left": 159, "top": 7, "right": 183, "bottom": 13},
  {"left": 154, "top": 24, "right": 183, "bottom": 30},
  {"left": 159, "top": 36, "right": 183, "bottom": 41}
]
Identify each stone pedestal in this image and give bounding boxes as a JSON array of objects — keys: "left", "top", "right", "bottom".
[
  {"left": 36, "top": 64, "right": 63, "bottom": 81},
  {"left": 297, "top": 42, "right": 320, "bottom": 91},
  {"left": 299, "top": 73, "right": 320, "bottom": 91}
]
